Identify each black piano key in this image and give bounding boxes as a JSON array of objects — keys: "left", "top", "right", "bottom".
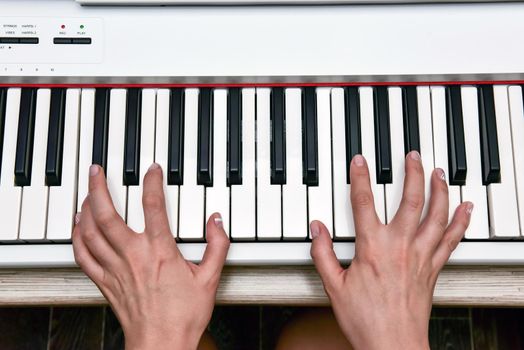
[
  {"left": 168, "top": 88, "right": 184, "bottom": 186},
  {"left": 45, "top": 89, "right": 66, "bottom": 186},
  {"left": 270, "top": 87, "right": 286, "bottom": 184},
  {"left": 227, "top": 88, "right": 242, "bottom": 186},
  {"left": 92, "top": 88, "right": 110, "bottom": 170},
  {"left": 14, "top": 88, "right": 37, "bottom": 186},
  {"left": 478, "top": 86, "right": 501, "bottom": 185},
  {"left": 344, "top": 87, "right": 361, "bottom": 184},
  {"left": 197, "top": 88, "right": 213, "bottom": 186},
  {"left": 446, "top": 86, "right": 467, "bottom": 185},
  {"left": 402, "top": 86, "right": 420, "bottom": 154},
  {"left": 302, "top": 87, "right": 318, "bottom": 186},
  {"left": 522, "top": 84, "right": 524, "bottom": 108},
  {"left": 0, "top": 88, "right": 6, "bottom": 179},
  {"left": 373, "top": 87, "right": 392, "bottom": 184},
  {"left": 123, "top": 88, "right": 142, "bottom": 186}
]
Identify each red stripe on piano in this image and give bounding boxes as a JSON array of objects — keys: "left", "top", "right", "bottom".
[{"left": 1, "top": 80, "right": 524, "bottom": 88}]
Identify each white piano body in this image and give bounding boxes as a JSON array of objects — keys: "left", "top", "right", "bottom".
[{"left": 0, "top": 0, "right": 524, "bottom": 268}]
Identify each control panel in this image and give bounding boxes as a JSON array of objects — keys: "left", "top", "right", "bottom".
[{"left": 0, "top": 17, "right": 103, "bottom": 66}]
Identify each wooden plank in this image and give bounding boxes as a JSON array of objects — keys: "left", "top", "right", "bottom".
[
  {"left": 208, "top": 306, "right": 260, "bottom": 349},
  {"left": 103, "top": 308, "right": 124, "bottom": 350},
  {"left": 429, "top": 317, "right": 472, "bottom": 349},
  {"left": 429, "top": 307, "right": 472, "bottom": 350},
  {"left": 471, "top": 308, "right": 499, "bottom": 349},
  {"left": 48, "top": 307, "right": 104, "bottom": 350},
  {"left": 0, "top": 266, "right": 522, "bottom": 305},
  {"left": 471, "top": 308, "right": 524, "bottom": 350},
  {"left": 0, "top": 307, "right": 50, "bottom": 350}
]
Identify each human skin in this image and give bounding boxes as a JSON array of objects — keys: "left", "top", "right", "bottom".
[
  {"left": 310, "top": 152, "right": 472, "bottom": 350},
  {"left": 72, "top": 164, "right": 230, "bottom": 350},
  {"left": 73, "top": 151, "right": 471, "bottom": 350}
]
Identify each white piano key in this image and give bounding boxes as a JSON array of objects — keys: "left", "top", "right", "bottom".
[
  {"left": 179, "top": 89, "right": 205, "bottom": 240},
  {"left": 76, "top": 89, "right": 95, "bottom": 211},
  {"left": 385, "top": 87, "right": 404, "bottom": 224},
  {"left": 359, "top": 87, "right": 386, "bottom": 223},
  {"left": 508, "top": 86, "right": 524, "bottom": 236},
  {"left": 206, "top": 89, "right": 230, "bottom": 235},
  {"left": 308, "top": 88, "right": 333, "bottom": 237},
  {"left": 47, "top": 89, "right": 81, "bottom": 240},
  {"left": 461, "top": 86, "right": 489, "bottom": 239},
  {"left": 127, "top": 89, "right": 156, "bottom": 233},
  {"left": 417, "top": 86, "right": 435, "bottom": 219},
  {"left": 19, "top": 89, "right": 51, "bottom": 240},
  {"left": 155, "top": 89, "right": 178, "bottom": 237},
  {"left": 430, "top": 86, "right": 461, "bottom": 222},
  {"left": 331, "top": 88, "right": 354, "bottom": 238},
  {"left": 256, "top": 88, "right": 282, "bottom": 240},
  {"left": 487, "top": 86, "right": 519, "bottom": 238},
  {"left": 106, "top": 89, "right": 127, "bottom": 220},
  {"left": 283, "top": 88, "right": 308, "bottom": 239},
  {"left": 0, "top": 88, "right": 22, "bottom": 241},
  {"left": 230, "top": 88, "right": 256, "bottom": 240},
  {"left": 508, "top": 86, "right": 524, "bottom": 237}
]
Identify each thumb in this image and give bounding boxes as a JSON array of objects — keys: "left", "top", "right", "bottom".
[
  {"left": 200, "top": 213, "right": 230, "bottom": 282},
  {"left": 310, "top": 220, "right": 344, "bottom": 290}
]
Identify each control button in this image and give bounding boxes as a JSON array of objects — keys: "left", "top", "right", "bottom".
[
  {"left": 71, "top": 38, "right": 92, "bottom": 45},
  {"left": 19, "top": 38, "right": 39, "bottom": 44},
  {"left": 0, "top": 37, "right": 19, "bottom": 44},
  {"left": 53, "top": 38, "right": 72, "bottom": 44}
]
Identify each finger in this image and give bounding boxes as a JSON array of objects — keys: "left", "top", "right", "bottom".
[
  {"left": 72, "top": 224, "right": 105, "bottom": 283},
  {"left": 199, "top": 213, "right": 230, "bottom": 282},
  {"left": 75, "top": 212, "right": 81, "bottom": 226},
  {"left": 310, "top": 220, "right": 344, "bottom": 290},
  {"left": 79, "top": 199, "right": 121, "bottom": 267},
  {"left": 350, "top": 155, "right": 381, "bottom": 237},
  {"left": 88, "top": 164, "right": 131, "bottom": 246},
  {"left": 432, "top": 202, "right": 473, "bottom": 270},
  {"left": 417, "top": 168, "right": 449, "bottom": 250},
  {"left": 142, "top": 163, "right": 173, "bottom": 241},
  {"left": 390, "top": 151, "right": 425, "bottom": 234}
]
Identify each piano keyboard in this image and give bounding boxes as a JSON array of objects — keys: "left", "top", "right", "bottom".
[{"left": 1, "top": 84, "right": 524, "bottom": 266}]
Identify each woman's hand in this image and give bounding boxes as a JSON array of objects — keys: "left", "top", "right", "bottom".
[
  {"left": 310, "top": 152, "right": 472, "bottom": 350},
  {"left": 72, "top": 164, "right": 230, "bottom": 350}
]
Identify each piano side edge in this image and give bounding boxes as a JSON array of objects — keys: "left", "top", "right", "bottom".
[{"left": 0, "top": 266, "right": 522, "bottom": 306}]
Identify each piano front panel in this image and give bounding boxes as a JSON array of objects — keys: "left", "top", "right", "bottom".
[
  {"left": 2, "top": 0, "right": 524, "bottom": 266},
  {"left": 3, "top": 0, "right": 524, "bottom": 83}
]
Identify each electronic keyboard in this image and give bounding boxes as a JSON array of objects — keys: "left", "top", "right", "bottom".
[{"left": 1, "top": 0, "right": 524, "bottom": 267}]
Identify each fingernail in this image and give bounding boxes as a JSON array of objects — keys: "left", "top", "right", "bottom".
[
  {"left": 149, "top": 163, "right": 160, "bottom": 171},
  {"left": 353, "top": 155, "right": 365, "bottom": 167},
  {"left": 75, "top": 213, "right": 81, "bottom": 225},
  {"left": 310, "top": 222, "right": 320, "bottom": 239},
  {"left": 436, "top": 168, "right": 446, "bottom": 181},
  {"left": 214, "top": 214, "right": 223, "bottom": 229},
  {"left": 89, "top": 164, "right": 99, "bottom": 177},
  {"left": 448, "top": 239, "right": 459, "bottom": 251},
  {"left": 466, "top": 202, "right": 474, "bottom": 215},
  {"left": 409, "top": 151, "right": 421, "bottom": 161}
]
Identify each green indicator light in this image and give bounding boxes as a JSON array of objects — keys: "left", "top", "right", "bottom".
[{"left": 80, "top": 25, "right": 85, "bottom": 29}]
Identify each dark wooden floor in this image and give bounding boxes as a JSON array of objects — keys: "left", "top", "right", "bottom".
[{"left": 0, "top": 306, "right": 522, "bottom": 350}]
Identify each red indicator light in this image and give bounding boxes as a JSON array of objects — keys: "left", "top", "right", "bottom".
[{"left": 61, "top": 25, "right": 65, "bottom": 29}]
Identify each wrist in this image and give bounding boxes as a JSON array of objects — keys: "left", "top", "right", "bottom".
[
  {"left": 349, "top": 322, "right": 429, "bottom": 350},
  {"left": 124, "top": 327, "right": 202, "bottom": 350},
  {"left": 353, "top": 337, "right": 429, "bottom": 350}
]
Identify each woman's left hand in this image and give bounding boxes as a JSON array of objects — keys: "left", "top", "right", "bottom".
[{"left": 73, "top": 164, "right": 230, "bottom": 350}]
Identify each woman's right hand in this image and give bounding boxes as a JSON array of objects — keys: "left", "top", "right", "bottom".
[{"left": 310, "top": 152, "right": 472, "bottom": 350}]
